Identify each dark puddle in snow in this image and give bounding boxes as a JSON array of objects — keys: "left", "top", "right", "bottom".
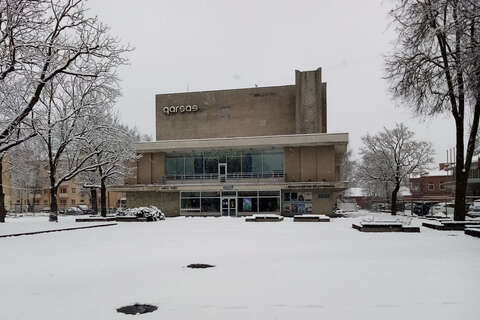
[
  {"left": 187, "top": 263, "right": 215, "bottom": 269},
  {"left": 117, "top": 303, "right": 158, "bottom": 315}
]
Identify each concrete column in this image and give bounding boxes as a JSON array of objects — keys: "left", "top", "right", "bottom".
[{"left": 295, "top": 68, "right": 327, "bottom": 134}]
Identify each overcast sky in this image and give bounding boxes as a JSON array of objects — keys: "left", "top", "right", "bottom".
[{"left": 88, "top": 0, "right": 455, "bottom": 166}]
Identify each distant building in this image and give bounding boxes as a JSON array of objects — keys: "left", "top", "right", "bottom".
[
  {"left": 343, "top": 187, "right": 372, "bottom": 209},
  {"left": 111, "top": 68, "right": 349, "bottom": 216},
  {"left": 433, "top": 158, "right": 480, "bottom": 198},
  {"left": 409, "top": 172, "right": 454, "bottom": 201},
  {"left": 1, "top": 158, "right": 125, "bottom": 213}
]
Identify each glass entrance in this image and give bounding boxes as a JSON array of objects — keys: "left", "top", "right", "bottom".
[{"left": 221, "top": 197, "right": 236, "bottom": 216}]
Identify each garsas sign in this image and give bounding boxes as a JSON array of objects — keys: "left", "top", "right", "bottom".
[{"left": 163, "top": 105, "right": 199, "bottom": 115}]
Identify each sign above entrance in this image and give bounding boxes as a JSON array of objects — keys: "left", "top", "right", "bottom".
[{"left": 163, "top": 105, "right": 199, "bottom": 115}]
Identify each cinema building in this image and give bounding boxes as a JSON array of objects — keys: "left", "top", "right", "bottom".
[{"left": 111, "top": 68, "right": 349, "bottom": 217}]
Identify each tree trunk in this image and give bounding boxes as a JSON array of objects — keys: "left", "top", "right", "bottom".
[
  {"left": 100, "top": 179, "right": 107, "bottom": 217},
  {"left": 49, "top": 184, "right": 58, "bottom": 222},
  {"left": 454, "top": 170, "right": 467, "bottom": 221},
  {"left": 0, "top": 155, "right": 6, "bottom": 223},
  {"left": 391, "top": 182, "right": 400, "bottom": 216},
  {"left": 90, "top": 188, "right": 98, "bottom": 215},
  {"left": 453, "top": 120, "right": 467, "bottom": 221}
]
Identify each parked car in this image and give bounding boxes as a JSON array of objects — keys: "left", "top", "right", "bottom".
[
  {"left": 76, "top": 205, "right": 94, "bottom": 215},
  {"left": 429, "top": 202, "right": 449, "bottom": 217},
  {"left": 467, "top": 200, "right": 480, "bottom": 217},
  {"left": 412, "top": 202, "right": 437, "bottom": 216},
  {"left": 65, "top": 207, "right": 83, "bottom": 215}
]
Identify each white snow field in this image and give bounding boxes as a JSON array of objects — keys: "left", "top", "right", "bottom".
[{"left": 1, "top": 212, "right": 479, "bottom": 320}]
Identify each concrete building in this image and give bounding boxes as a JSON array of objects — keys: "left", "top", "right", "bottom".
[{"left": 111, "top": 68, "right": 349, "bottom": 216}]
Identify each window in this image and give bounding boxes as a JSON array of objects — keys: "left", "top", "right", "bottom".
[
  {"left": 60, "top": 187, "right": 67, "bottom": 194},
  {"left": 34, "top": 199, "right": 40, "bottom": 204},
  {"left": 80, "top": 199, "right": 84, "bottom": 203},
  {"left": 71, "top": 199, "right": 76, "bottom": 205},
  {"left": 166, "top": 149, "right": 284, "bottom": 179},
  {"left": 262, "top": 152, "right": 283, "bottom": 173},
  {"left": 60, "top": 199, "right": 67, "bottom": 205},
  {"left": 259, "top": 197, "right": 280, "bottom": 212},
  {"left": 44, "top": 200, "right": 48, "bottom": 204},
  {"left": 440, "top": 183, "right": 446, "bottom": 191},
  {"left": 428, "top": 184, "right": 434, "bottom": 191},
  {"left": 180, "top": 191, "right": 221, "bottom": 213},
  {"left": 204, "top": 158, "right": 218, "bottom": 175},
  {"left": 238, "top": 197, "right": 258, "bottom": 213},
  {"left": 71, "top": 188, "right": 76, "bottom": 193}
]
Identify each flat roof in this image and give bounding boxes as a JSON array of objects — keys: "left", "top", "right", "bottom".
[{"left": 135, "top": 132, "right": 348, "bottom": 153}]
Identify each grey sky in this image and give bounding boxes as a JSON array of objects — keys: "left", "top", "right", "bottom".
[{"left": 88, "top": 0, "right": 455, "bottom": 166}]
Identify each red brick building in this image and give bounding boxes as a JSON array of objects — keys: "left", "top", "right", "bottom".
[{"left": 409, "top": 175, "right": 454, "bottom": 200}]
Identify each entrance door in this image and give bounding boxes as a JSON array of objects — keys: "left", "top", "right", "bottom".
[
  {"left": 218, "top": 163, "right": 227, "bottom": 182},
  {"left": 221, "top": 197, "right": 237, "bottom": 216}
]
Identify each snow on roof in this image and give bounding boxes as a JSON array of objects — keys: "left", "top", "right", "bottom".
[
  {"left": 344, "top": 187, "right": 368, "bottom": 197},
  {"left": 423, "top": 169, "right": 450, "bottom": 177},
  {"left": 398, "top": 186, "right": 412, "bottom": 196}
]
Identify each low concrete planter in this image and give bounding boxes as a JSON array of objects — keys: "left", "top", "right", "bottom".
[
  {"left": 75, "top": 217, "right": 117, "bottom": 222},
  {"left": 245, "top": 214, "right": 284, "bottom": 222},
  {"left": 293, "top": 214, "right": 330, "bottom": 222},
  {"left": 115, "top": 216, "right": 148, "bottom": 222},
  {"left": 465, "top": 227, "right": 480, "bottom": 238},
  {"left": 422, "top": 220, "right": 480, "bottom": 231},
  {"left": 353, "top": 221, "right": 420, "bottom": 233}
]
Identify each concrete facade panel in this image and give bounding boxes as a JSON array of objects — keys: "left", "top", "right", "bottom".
[
  {"left": 151, "top": 152, "right": 165, "bottom": 184},
  {"left": 126, "top": 191, "right": 179, "bottom": 217},
  {"left": 137, "top": 153, "right": 152, "bottom": 184},
  {"left": 300, "top": 147, "right": 317, "bottom": 181},
  {"left": 156, "top": 86, "right": 297, "bottom": 140},
  {"left": 284, "top": 147, "right": 301, "bottom": 182},
  {"left": 317, "top": 146, "right": 336, "bottom": 181}
]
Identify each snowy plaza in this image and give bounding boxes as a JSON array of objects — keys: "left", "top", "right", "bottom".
[{"left": 1, "top": 212, "right": 479, "bottom": 320}]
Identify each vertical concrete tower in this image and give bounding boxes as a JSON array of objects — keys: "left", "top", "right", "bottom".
[{"left": 295, "top": 68, "right": 327, "bottom": 133}]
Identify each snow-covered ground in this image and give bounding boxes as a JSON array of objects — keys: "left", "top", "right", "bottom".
[{"left": 1, "top": 211, "right": 479, "bottom": 320}]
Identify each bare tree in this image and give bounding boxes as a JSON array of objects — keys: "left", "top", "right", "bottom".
[
  {"left": 357, "top": 123, "right": 434, "bottom": 215},
  {"left": 0, "top": 0, "right": 130, "bottom": 154},
  {"left": 36, "top": 69, "right": 119, "bottom": 221},
  {"left": 385, "top": 0, "right": 480, "bottom": 220},
  {"left": 84, "top": 118, "right": 138, "bottom": 216},
  {"left": 475, "top": 127, "right": 480, "bottom": 156},
  {"left": 0, "top": 152, "right": 6, "bottom": 221}
]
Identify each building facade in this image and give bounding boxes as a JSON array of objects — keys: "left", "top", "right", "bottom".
[
  {"left": 1, "top": 157, "right": 125, "bottom": 213},
  {"left": 409, "top": 175, "right": 454, "bottom": 200},
  {"left": 112, "top": 68, "right": 349, "bottom": 216}
]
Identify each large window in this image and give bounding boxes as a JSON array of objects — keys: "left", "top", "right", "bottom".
[
  {"left": 180, "top": 191, "right": 220, "bottom": 213},
  {"left": 180, "top": 190, "right": 280, "bottom": 214},
  {"left": 166, "top": 150, "right": 284, "bottom": 179}
]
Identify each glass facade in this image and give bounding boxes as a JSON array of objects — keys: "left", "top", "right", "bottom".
[
  {"left": 167, "top": 149, "right": 283, "bottom": 180},
  {"left": 180, "top": 190, "right": 281, "bottom": 214}
]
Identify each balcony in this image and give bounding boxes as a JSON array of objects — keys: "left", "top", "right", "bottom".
[{"left": 165, "top": 171, "right": 285, "bottom": 183}]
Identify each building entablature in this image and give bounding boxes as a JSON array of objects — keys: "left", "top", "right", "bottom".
[
  {"left": 109, "top": 181, "right": 348, "bottom": 193},
  {"left": 135, "top": 132, "right": 348, "bottom": 154}
]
